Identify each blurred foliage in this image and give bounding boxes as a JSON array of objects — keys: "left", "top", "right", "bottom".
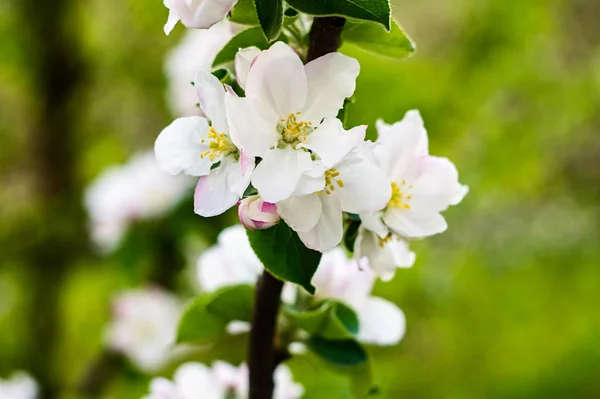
[{"left": 1, "top": 0, "right": 600, "bottom": 398}]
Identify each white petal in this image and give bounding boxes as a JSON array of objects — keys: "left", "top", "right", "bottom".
[
  {"left": 301, "top": 52, "right": 360, "bottom": 125},
  {"left": 410, "top": 156, "right": 467, "bottom": 212},
  {"left": 273, "top": 364, "right": 305, "bottom": 399},
  {"left": 174, "top": 362, "right": 224, "bottom": 399},
  {"left": 245, "top": 42, "right": 307, "bottom": 117},
  {"left": 383, "top": 207, "right": 448, "bottom": 238},
  {"left": 336, "top": 153, "right": 391, "bottom": 214},
  {"left": 225, "top": 93, "right": 279, "bottom": 157},
  {"left": 251, "top": 148, "right": 312, "bottom": 203},
  {"left": 191, "top": 0, "right": 238, "bottom": 29},
  {"left": 298, "top": 194, "right": 343, "bottom": 251},
  {"left": 300, "top": 119, "right": 365, "bottom": 167},
  {"left": 154, "top": 116, "right": 212, "bottom": 176},
  {"left": 278, "top": 194, "right": 322, "bottom": 233},
  {"left": 164, "top": 10, "right": 180, "bottom": 35},
  {"left": 193, "top": 158, "right": 241, "bottom": 217},
  {"left": 293, "top": 161, "right": 326, "bottom": 196},
  {"left": 195, "top": 70, "right": 228, "bottom": 132},
  {"left": 235, "top": 46, "right": 261, "bottom": 90},
  {"left": 357, "top": 297, "right": 406, "bottom": 346},
  {"left": 354, "top": 227, "right": 415, "bottom": 281},
  {"left": 359, "top": 211, "right": 388, "bottom": 238}
]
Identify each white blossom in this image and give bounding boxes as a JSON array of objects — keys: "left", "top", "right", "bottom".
[
  {"left": 163, "top": 0, "right": 238, "bottom": 35},
  {"left": 155, "top": 71, "right": 255, "bottom": 217},
  {"left": 356, "top": 110, "right": 468, "bottom": 279},
  {"left": 238, "top": 195, "right": 280, "bottom": 231},
  {"left": 105, "top": 287, "right": 182, "bottom": 372},
  {"left": 144, "top": 361, "right": 303, "bottom": 399},
  {"left": 165, "top": 22, "right": 234, "bottom": 117},
  {"left": 225, "top": 42, "right": 361, "bottom": 204},
  {"left": 84, "top": 151, "right": 192, "bottom": 253},
  {"left": 0, "top": 372, "right": 37, "bottom": 399}
]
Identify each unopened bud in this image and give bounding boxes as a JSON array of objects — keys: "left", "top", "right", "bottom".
[{"left": 238, "top": 195, "right": 280, "bottom": 230}]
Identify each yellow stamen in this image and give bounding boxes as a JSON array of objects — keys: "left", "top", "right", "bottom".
[
  {"left": 387, "top": 181, "right": 413, "bottom": 209},
  {"left": 319, "top": 168, "right": 345, "bottom": 195},
  {"left": 280, "top": 113, "right": 313, "bottom": 143},
  {"left": 199, "top": 127, "right": 236, "bottom": 161}
]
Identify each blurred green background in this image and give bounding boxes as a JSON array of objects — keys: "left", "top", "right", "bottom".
[{"left": 1, "top": 0, "right": 600, "bottom": 398}]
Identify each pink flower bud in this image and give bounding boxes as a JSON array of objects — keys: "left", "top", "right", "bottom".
[{"left": 238, "top": 195, "right": 280, "bottom": 231}]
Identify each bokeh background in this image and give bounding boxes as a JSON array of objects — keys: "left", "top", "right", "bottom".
[{"left": 1, "top": 0, "right": 600, "bottom": 398}]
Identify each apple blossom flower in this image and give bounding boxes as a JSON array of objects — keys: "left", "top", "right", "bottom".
[
  {"left": 225, "top": 42, "right": 361, "bottom": 203},
  {"left": 234, "top": 47, "right": 261, "bottom": 90},
  {"left": 163, "top": 0, "right": 238, "bottom": 35},
  {"left": 238, "top": 195, "right": 280, "bottom": 230},
  {"left": 0, "top": 372, "right": 38, "bottom": 399},
  {"left": 354, "top": 228, "right": 416, "bottom": 281},
  {"left": 276, "top": 122, "right": 391, "bottom": 252},
  {"left": 165, "top": 22, "right": 234, "bottom": 117},
  {"left": 155, "top": 70, "right": 255, "bottom": 217},
  {"left": 84, "top": 151, "right": 192, "bottom": 253},
  {"left": 355, "top": 110, "right": 468, "bottom": 279},
  {"left": 144, "top": 361, "right": 303, "bottom": 399},
  {"left": 105, "top": 287, "right": 182, "bottom": 372}
]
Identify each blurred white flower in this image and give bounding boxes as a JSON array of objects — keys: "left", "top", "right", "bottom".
[
  {"left": 356, "top": 110, "right": 468, "bottom": 279},
  {"left": 84, "top": 151, "right": 192, "bottom": 253},
  {"left": 163, "top": 0, "right": 238, "bottom": 35},
  {"left": 156, "top": 71, "right": 255, "bottom": 217},
  {"left": 165, "top": 22, "right": 234, "bottom": 117},
  {"left": 144, "top": 361, "right": 303, "bottom": 399},
  {"left": 238, "top": 195, "right": 280, "bottom": 231},
  {"left": 309, "top": 247, "right": 406, "bottom": 346},
  {"left": 0, "top": 372, "right": 38, "bottom": 399},
  {"left": 105, "top": 287, "right": 182, "bottom": 372}
]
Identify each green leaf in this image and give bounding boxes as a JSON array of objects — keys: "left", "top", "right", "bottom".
[
  {"left": 205, "top": 284, "right": 254, "bottom": 322},
  {"left": 229, "top": 0, "right": 259, "bottom": 25},
  {"left": 343, "top": 219, "right": 361, "bottom": 253},
  {"left": 254, "top": 0, "right": 284, "bottom": 41},
  {"left": 284, "top": 300, "right": 359, "bottom": 339},
  {"left": 247, "top": 222, "right": 322, "bottom": 294},
  {"left": 286, "top": 0, "right": 391, "bottom": 30},
  {"left": 212, "top": 26, "right": 288, "bottom": 68},
  {"left": 176, "top": 296, "right": 227, "bottom": 345},
  {"left": 342, "top": 20, "right": 415, "bottom": 59}
]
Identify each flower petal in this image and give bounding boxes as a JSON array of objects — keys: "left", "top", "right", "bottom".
[
  {"left": 356, "top": 297, "right": 406, "bottom": 346},
  {"left": 224, "top": 93, "right": 279, "bottom": 157},
  {"left": 354, "top": 227, "right": 415, "bottom": 281},
  {"left": 195, "top": 70, "right": 228, "bottom": 132},
  {"left": 244, "top": 42, "right": 307, "bottom": 117},
  {"left": 300, "top": 119, "right": 366, "bottom": 167},
  {"left": 293, "top": 161, "right": 326, "bottom": 196},
  {"left": 359, "top": 211, "right": 388, "bottom": 238},
  {"left": 251, "top": 148, "right": 312, "bottom": 203},
  {"left": 194, "top": 158, "right": 241, "bottom": 217},
  {"left": 235, "top": 46, "right": 261, "bottom": 90},
  {"left": 278, "top": 194, "right": 322, "bottom": 233},
  {"left": 163, "top": 10, "right": 180, "bottom": 35},
  {"left": 411, "top": 156, "right": 467, "bottom": 212},
  {"left": 154, "top": 116, "right": 212, "bottom": 176},
  {"left": 383, "top": 207, "right": 448, "bottom": 238},
  {"left": 336, "top": 153, "right": 391, "bottom": 214},
  {"left": 301, "top": 52, "right": 360, "bottom": 125},
  {"left": 174, "top": 362, "right": 224, "bottom": 398},
  {"left": 298, "top": 194, "right": 343, "bottom": 251}
]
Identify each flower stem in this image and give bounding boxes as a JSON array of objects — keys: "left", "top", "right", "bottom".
[{"left": 247, "top": 16, "right": 346, "bottom": 399}]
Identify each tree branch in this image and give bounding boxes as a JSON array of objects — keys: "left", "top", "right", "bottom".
[{"left": 247, "top": 16, "right": 346, "bottom": 399}]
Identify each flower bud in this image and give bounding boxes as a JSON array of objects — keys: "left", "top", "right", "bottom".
[{"left": 238, "top": 195, "right": 280, "bottom": 231}]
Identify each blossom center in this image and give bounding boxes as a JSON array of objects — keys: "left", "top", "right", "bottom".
[
  {"left": 320, "top": 168, "right": 344, "bottom": 195},
  {"left": 388, "top": 180, "right": 413, "bottom": 209},
  {"left": 277, "top": 112, "right": 313, "bottom": 145},
  {"left": 200, "top": 127, "right": 236, "bottom": 161}
]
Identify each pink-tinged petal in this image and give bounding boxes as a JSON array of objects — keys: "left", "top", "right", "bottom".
[
  {"left": 245, "top": 42, "right": 307, "bottom": 117},
  {"left": 336, "top": 153, "right": 391, "bottom": 214},
  {"left": 251, "top": 148, "right": 312, "bottom": 203},
  {"left": 356, "top": 297, "right": 406, "bottom": 346},
  {"left": 301, "top": 52, "right": 360, "bottom": 125},
  {"left": 300, "top": 119, "right": 366, "bottom": 168},
  {"left": 277, "top": 194, "right": 322, "bottom": 233},
  {"left": 383, "top": 207, "right": 448, "bottom": 238},
  {"left": 298, "top": 194, "right": 343, "bottom": 251},
  {"left": 165, "top": 0, "right": 237, "bottom": 31},
  {"left": 235, "top": 46, "right": 261, "bottom": 90},
  {"left": 239, "top": 150, "right": 254, "bottom": 176},
  {"left": 260, "top": 201, "right": 277, "bottom": 213},
  {"left": 195, "top": 70, "right": 228, "bottom": 132},
  {"left": 225, "top": 154, "right": 254, "bottom": 196},
  {"left": 194, "top": 160, "right": 240, "bottom": 217},
  {"left": 154, "top": 116, "right": 212, "bottom": 176},
  {"left": 224, "top": 94, "right": 279, "bottom": 157}
]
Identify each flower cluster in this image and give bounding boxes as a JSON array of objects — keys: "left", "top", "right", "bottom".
[
  {"left": 144, "top": 361, "right": 303, "bottom": 399},
  {"left": 155, "top": 40, "right": 467, "bottom": 279}
]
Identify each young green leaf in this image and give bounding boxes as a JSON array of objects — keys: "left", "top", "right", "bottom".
[
  {"left": 284, "top": 300, "right": 359, "bottom": 340},
  {"left": 254, "top": 0, "right": 284, "bottom": 41},
  {"left": 343, "top": 219, "right": 361, "bottom": 253},
  {"left": 204, "top": 284, "right": 254, "bottom": 322},
  {"left": 342, "top": 20, "right": 415, "bottom": 59},
  {"left": 212, "top": 26, "right": 288, "bottom": 67},
  {"left": 286, "top": 0, "right": 391, "bottom": 30},
  {"left": 247, "top": 222, "right": 322, "bottom": 294},
  {"left": 228, "top": 0, "right": 259, "bottom": 25},
  {"left": 176, "top": 296, "right": 227, "bottom": 345}
]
